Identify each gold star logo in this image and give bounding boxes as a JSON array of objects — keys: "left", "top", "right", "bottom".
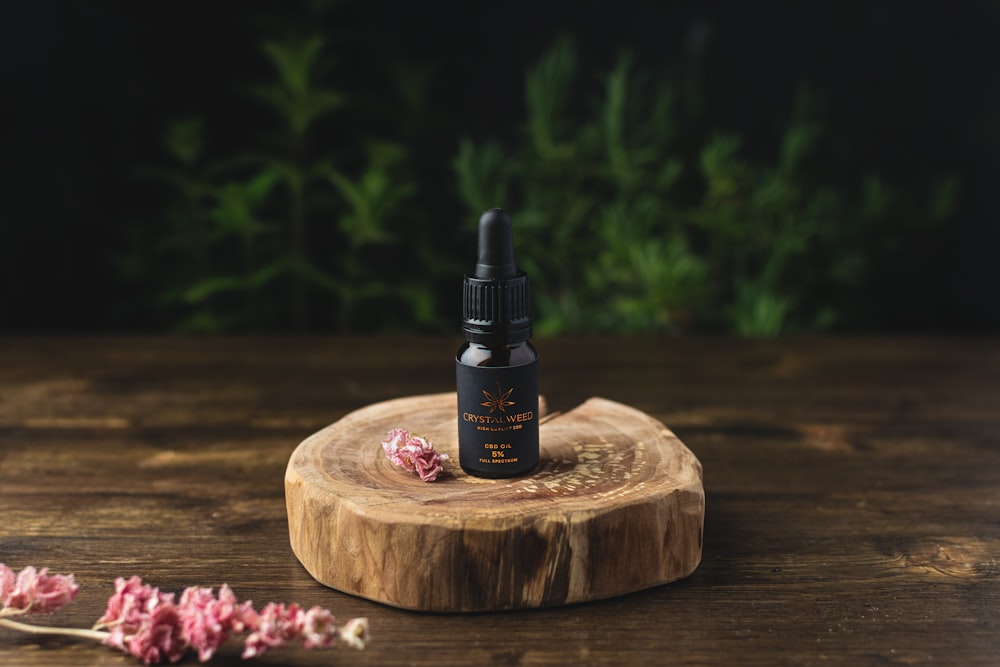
[{"left": 480, "top": 381, "right": 515, "bottom": 413}]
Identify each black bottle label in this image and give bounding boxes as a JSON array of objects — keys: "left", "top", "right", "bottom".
[{"left": 456, "top": 360, "right": 539, "bottom": 477}]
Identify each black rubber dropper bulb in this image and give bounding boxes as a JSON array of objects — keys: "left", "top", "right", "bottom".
[
  {"left": 475, "top": 208, "right": 518, "bottom": 279},
  {"left": 456, "top": 208, "right": 539, "bottom": 478}
]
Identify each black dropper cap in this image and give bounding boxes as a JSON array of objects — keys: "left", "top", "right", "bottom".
[{"left": 462, "top": 209, "right": 531, "bottom": 344}]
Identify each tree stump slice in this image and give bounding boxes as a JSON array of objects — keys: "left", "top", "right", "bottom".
[{"left": 285, "top": 393, "right": 704, "bottom": 612}]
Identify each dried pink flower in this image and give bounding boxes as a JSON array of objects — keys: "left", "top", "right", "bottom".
[
  {"left": 0, "top": 564, "right": 78, "bottom": 616},
  {"left": 338, "top": 616, "right": 370, "bottom": 650},
  {"left": 94, "top": 577, "right": 186, "bottom": 664},
  {"left": 241, "top": 602, "right": 304, "bottom": 659},
  {"left": 300, "top": 606, "right": 337, "bottom": 649},
  {"left": 124, "top": 599, "right": 186, "bottom": 665},
  {"left": 381, "top": 428, "right": 449, "bottom": 481},
  {"left": 2, "top": 567, "right": 369, "bottom": 663},
  {"left": 381, "top": 428, "right": 412, "bottom": 468},
  {"left": 177, "top": 584, "right": 256, "bottom": 662},
  {"left": 95, "top": 576, "right": 171, "bottom": 649}
]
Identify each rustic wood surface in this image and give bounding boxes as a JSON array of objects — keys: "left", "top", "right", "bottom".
[
  {"left": 1, "top": 336, "right": 998, "bottom": 665},
  {"left": 286, "top": 393, "right": 704, "bottom": 611}
]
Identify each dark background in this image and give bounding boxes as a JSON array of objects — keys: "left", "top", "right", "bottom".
[{"left": 2, "top": 1, "right": 998, "bottom": 334}]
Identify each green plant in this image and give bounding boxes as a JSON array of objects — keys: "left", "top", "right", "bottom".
[
  {"left": 320, "top": 140, "right": 416, "bottom": 330},
  {"left": 454, "top": 39, "right": 956, "bottom": 335},
  {"left": 124, "top": 33, "right": 429, "bottom": 333},
  {"left": 455, "top": 39, "right": 707, "bottom": 334},
  {"left": 248, "top": 34, "right": 346, "bottom": 328}
]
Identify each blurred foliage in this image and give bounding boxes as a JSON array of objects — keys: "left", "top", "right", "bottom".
[
  {"left": 122, "top": 30, "right": 440, "bottom": 333},
  {"left": 122, "top": 27, "right": 958, "bottom": 336},
  {"left": 8, "top": 2, "right": 992, "bottom": 334},
  {"left": 455, "top": 39, "right": 957, "bottom": 335}
]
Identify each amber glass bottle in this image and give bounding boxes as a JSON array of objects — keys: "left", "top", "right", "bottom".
[{"left": 456, "top": 209, "right": 539, "bottom": 478}]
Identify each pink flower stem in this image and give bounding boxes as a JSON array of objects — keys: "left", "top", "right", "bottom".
[{"left": 0, "top": 616, "right": 110, "bottom": 642}]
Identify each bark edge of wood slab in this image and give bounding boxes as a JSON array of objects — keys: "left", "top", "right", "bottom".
[{"left": 285, "top": 393, "right": 704, "bottom": 612}]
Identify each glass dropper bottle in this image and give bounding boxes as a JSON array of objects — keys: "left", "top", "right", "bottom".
[{"left": 456, "top": 209, "right": 539, "bottom": 478}]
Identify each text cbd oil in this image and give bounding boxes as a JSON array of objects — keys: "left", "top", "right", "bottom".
[{"left": 456, "top": 209, "right": 539, "bottom": 478}]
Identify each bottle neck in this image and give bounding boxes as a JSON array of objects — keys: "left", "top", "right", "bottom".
[
  {"left": 461, "top": 326, "right": 531, "bottom": 346},
  {"left": 458, "top": 339, "right": 537, "bottom": 367}
]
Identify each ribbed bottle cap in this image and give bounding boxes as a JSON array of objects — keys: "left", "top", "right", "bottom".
[{"left": 461, "top": 209, "right": 532, "bottom": 344}]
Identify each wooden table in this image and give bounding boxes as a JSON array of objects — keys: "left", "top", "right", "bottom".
[{"left": 1, "top": 337, "right": 998, "bottom": 665}]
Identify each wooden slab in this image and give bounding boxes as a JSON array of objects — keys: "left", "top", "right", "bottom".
[{"left": 285, "top": 393, "right": 704, "bottom": 612}]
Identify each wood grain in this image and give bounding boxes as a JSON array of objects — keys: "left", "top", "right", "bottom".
[
  {"left": 0, "top": 337, "right": 998, "bottom": 665},
  {"left": 285, "top": 393, "right": 704, "bottom": 611}
]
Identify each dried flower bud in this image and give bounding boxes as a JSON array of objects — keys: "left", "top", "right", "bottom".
[
  {"left": 0, "top": 564, "right": 78, "bottom": 616},
  {"left": 177, "top": 584, "right": 256, "bottom": 662},
  {"left": 300, "top": 606, "right": 337, "bottom": 649},
  {"left": 381, "top": 429, "right": 449, "bottom": 481},
  {"left": 338, "top": 616, "right": 370, "bottom": 650},
  {"left": 242, "top": 602, "right": 303, "bottom": 659}
]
